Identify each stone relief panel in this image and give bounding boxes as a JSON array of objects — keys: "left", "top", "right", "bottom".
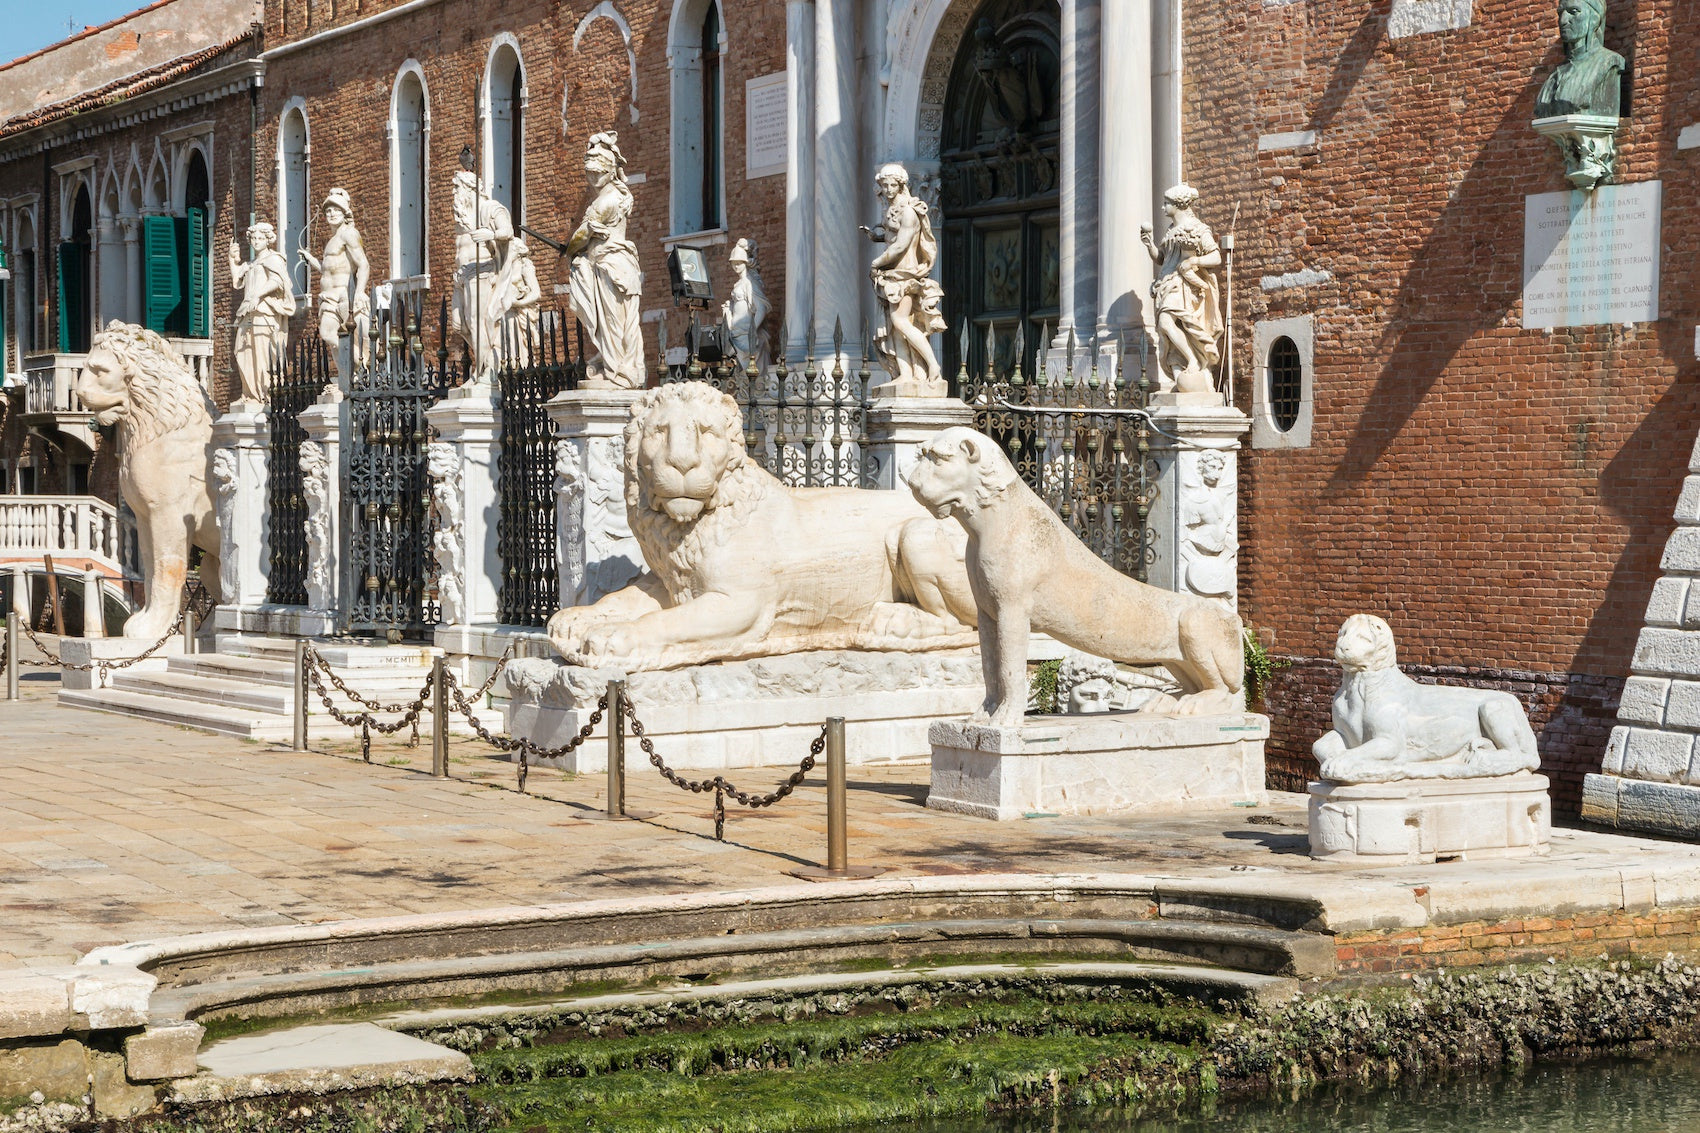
[
  {"left": 426, "top": 442, "right": 466, "bottom": 627},
  {"left": 299, "top": 440, "right": 333, "bottom": 613}
]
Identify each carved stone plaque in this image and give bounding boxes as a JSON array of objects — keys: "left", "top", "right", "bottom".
[{"left": 1523, "top": 181, "right": 1660, "bottom": 329}]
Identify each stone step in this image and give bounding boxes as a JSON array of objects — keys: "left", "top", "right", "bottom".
[
  {"left": 57, "top": 686, "right": 296, "bottom": 741},
  {"left": 166, "top": 652, "right": 433, "bottom": 690},
  {"left": 109, "top": 669, "right": 433, "bottom": 717},
  {"left": 221, "top": 634, "right": 442, "bottom": 671}
]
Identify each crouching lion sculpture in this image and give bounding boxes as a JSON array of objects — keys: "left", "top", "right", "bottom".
[
  {"left": 1312, "top": 614, "right": 1541, "bottom": 784},
  {"left": 74, "top": 322, "right": 222, "bottom": 640},
  {"left": 907, "top": 426, "right": 1245, "bottom": 727},
  {"left": 545, "top": 382, "right": 977, "bottom": 670}
]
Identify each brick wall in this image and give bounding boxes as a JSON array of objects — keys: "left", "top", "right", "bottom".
[
  {"left": 1187, "top": 0, "right": 1700, "bottom": 792},
  {"left": 258, "top": 0, "right": 790, "bottom": 358},
  {"left": 1336, "top": 907, "right": 1700, "bottom": 974}
]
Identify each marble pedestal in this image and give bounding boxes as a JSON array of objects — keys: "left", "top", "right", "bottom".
[
  {"left": 57, "top": 637, "right": 183, "bottom": 691},
  {"left": 1146, "top": 402, "right": 1250, "bottom": 609},
  {"left": 546, "top": 388, "right": 644, "bottom": 610},
  {"left": 501, "top": 649, "right": 984, "bottom": 773},
  {"left": 209, "top": 408, "right": 271, "bottom": 634},
  {"left": 1308, "top": 774, "right": 1552, "bottom": 864},
  {"left": 865, "top": 396, "right": 974, "bottom": 490},
  {"left": 926, "top": 712, "right": 1269, "bottom": 821}
]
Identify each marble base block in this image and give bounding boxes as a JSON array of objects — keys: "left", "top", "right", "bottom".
[
  {"left": 57, "top": 636, "right": 183, "bottom": 691},
  {"left": 502, "top": 649, "right": 985, "bottom": 773},
  {"left": 1582, "top": 772, "right": 1700, "bottom": 840},
  {"left": 1308, "top": 774, "right": 1552, "bottom": 864},
  {"left": 926, "top": 712, "right": 1269, "bottom": 821}
]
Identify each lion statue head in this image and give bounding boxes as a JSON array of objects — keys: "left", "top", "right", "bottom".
[
  {"left": 1334, "top": 614, "right": 1397, "bottom": 674},
  {"left": 76, "top": 321, "right": 215, "bottom": 448},
  {"left": 907, "top": 426, "right": 1018, "bottom": 520},
  {"left": 624, "top": 382, "right": 752, "bottom": 523}
]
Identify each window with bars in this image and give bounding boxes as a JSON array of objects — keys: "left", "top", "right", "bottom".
[{"left": 1267, "top": 335, "right": 1302, "bottom": 433}]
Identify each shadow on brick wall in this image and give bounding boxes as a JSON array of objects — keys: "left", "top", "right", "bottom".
[{"left": 1260, "top": 655, "right": 1622, "bottom": 819}]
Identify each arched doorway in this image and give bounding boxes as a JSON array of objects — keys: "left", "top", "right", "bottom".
[{"left": 939, "top": 0, "right": 1061, "bottom": 382}]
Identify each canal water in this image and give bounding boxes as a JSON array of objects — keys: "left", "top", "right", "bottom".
[{"left": 860, "top": 1051, "right": 1700, "bottom": 1132}]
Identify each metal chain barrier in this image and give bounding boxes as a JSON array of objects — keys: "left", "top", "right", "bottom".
[
  {"left": 301, "top": 643, "right": 431, "bottom": 762},
  {"left": 626, "top": 695, "right": 826, "bottom": 841},
  {"left": 443, "top": 668, "right": 608, "bottom": 793},
  {"left": 20, "top": 609, "right": 185, "bottom": 678}
]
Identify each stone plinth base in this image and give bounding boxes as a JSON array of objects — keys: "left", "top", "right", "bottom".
[
  {"left": 926, "top": 712, "right": 1269, "bottom": 821},
  {"left": 1581, "top": 772, "right": 1700, "bottom": 839},
  {"left": 502, "top": 649, "right": 984, "bottom": 773},
  {"left": 213, "top": 604, "right": 338, "bottom": 638},
  {"left": 57, "top": 635, "right": 184, "bottom": 690},
  {"left": 1308, "top": 774, "right": 1551, "bottom": 864}
]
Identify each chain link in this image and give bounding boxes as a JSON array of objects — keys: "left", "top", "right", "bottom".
[
  {"left": 302, "top": 656, "right": 429, "bottom": 763},
  {"left": 20, "top": 609, "right": 184, "bottom": 677},
  {"left": 443, "top": 669, "right": 607, "bottom": 792}
]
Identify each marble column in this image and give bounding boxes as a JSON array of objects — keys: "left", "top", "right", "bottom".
[
  {"left": 118, "top": 217, "right": 142, "bottom": 326},
  {"left": 425, "top": 386, "right": 502, "bottom": 650},
  {"left": 1098, "top": 0, "right": 1154, "bottom": 339},
  {"left": 295, "top": 393, "right": 345, "bottom": 637},
  {"left": 785, "top": 0, "right": 816, "bottom": 361},
  {"left": 865, "top": 396, "right": 975, "bottom": 491},
  {"left": 1056, "top": 0, "right": 1102, "bottom": 352},
  {"left": 209, "top": 407, "right": 271, "bottom": 633},
  {"left": 546, "top": 388, "right": 644, "bottom": 609},
  {"left": 813, "top": 0, "right": 861, "bottom": 357},
  {"left": 1144, "top": 404, "right": 1250, "bottom": 610},
  {"left": 1151, "top": 0, "right": 1184, "bottom": 204}
]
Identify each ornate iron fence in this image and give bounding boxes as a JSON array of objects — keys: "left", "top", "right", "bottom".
[
  {"left": 343, "top": 291, "right": 451, "bottom": 639},
  {"left": 265, "top": 337, "right": 324, "bottom": 605},
  {"left": 669, "top": 318, "right": 875, "bottom": 488},
  {"left": 496, "top": 314, "right": 583, "bottom": 626},
  {"left": 961, "top": 324, "right": 1159, "bottom": 581}
]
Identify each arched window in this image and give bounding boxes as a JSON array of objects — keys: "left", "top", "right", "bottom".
[
  {"left": 279, "top": 104, "right": 310, "bottom": 295},
  {"left": 141, "top": 147, "right": 211, "bottom": 338},
  {"left": 59, "top": 184, "right": 94, "bottom": 353},
  {"left": 668, "top": 0, "right": 724, "bottom": 235},
  {"left": 391, "top": 66, "right": 429, "bottom": 281},
  {"left": 485, "top": 42, "right": 524, "bottom": 221},
  {"left": 15, "top": 209, "right": 37, "bottom": 357},
  {"left": 1267, "top": 336, "right": 1301, "bottom": 433},
  {"left": 1251, "top": 316, "right": 1314, "bottom": 450}
]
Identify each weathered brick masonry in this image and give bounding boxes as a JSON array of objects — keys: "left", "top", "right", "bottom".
[
  {"left": 1186, "top": 0, "right": 1700, "bottom": 811},
  {"left": 1336, "top": 907, "right": 1700, "bottom": 975},
  {"left": 259, "top": 0, "right": 788, "bottom": 348}
]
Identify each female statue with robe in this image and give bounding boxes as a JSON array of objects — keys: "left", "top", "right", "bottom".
[{"left": 566, "top": 132, "right": 645, "bottom": 388}]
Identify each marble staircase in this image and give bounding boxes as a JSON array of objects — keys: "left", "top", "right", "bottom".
[{"left": 57, "top": 635, "right": 467, "bottom": 743}]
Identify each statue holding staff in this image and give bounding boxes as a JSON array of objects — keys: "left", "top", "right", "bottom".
[
  {"left": 296, "top": 188, "right": 371, "bottom": 385},
  {"left": 1140, "top": 184, "right": 1223, "bottom": 396}
]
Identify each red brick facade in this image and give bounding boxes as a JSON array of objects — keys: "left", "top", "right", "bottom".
[{"left": 1188, "top": 0, "right": 1700, "bottom": 809}]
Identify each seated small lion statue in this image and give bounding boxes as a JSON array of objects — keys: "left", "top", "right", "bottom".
[
  {"left": 907, "top": 426, "right": 1245, "bottom": 726},
  {"left": 546, "top": 382, "right": 977, "bottom": 670},
  {"left": 74, "top": 323, "right": 221, "bottom": 641},
  {"left": 1312, "top": 615, "right": 1541, "bottom": 784}
]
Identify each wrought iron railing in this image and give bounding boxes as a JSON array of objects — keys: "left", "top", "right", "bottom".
[
  {"left": 496, "top": 314, "right": 583, "bottom": 626},
  {"left": 668, "top": 318, "right": 876, "bottom": 489},
  {"left": 961, "top": 323, "right": 1159, "bottom": 581},
  {"left": 265, "top": 337, "right": 324, "bottom": 606}
]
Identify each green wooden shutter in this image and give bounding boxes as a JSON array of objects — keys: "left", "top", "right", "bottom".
[
  {"left": 0, "top": 279, "right": 9, "bottom": 373},
  {"left": 186, "top": 207, "right": 208, "bottom": 338},
  {"left": 143, "top": 216, "right": 180, "bottom": 335},
  {"left": 56, "top": 242, "right": 78, "bottom": 353}
]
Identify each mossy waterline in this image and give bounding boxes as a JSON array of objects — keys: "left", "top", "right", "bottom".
[{"left": 47, "top": 953, "right": 1700, "bottom": 1133}]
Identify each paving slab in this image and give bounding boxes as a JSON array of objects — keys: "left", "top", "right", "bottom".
[{"left": 4, "top": 652, "right": 1700, "bottom": 972}]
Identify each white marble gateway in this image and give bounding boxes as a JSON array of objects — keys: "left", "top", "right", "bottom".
[
  {"left": 926, "top": 713, "right": 1268, "bottom": 821},
  {"left": 1308, "top": 774, "right": 1551, "bottom": 864},
  {"left": 502, "top": 649, "right": 984, "bottom": 773}
]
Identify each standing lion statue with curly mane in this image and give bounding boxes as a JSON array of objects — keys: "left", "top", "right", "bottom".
[
  {"left": 545, "top": 382, "right": 977, "bottom": 670},
  {"left": 75, "top": 322, "right": 221, "bottom": 640},
  {"left": 908, "top": 426, "right": 1245, "bottom": 726}
]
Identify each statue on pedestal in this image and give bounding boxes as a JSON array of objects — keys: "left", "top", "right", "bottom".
[
  {"left": 1140, "top": 184, "right": 1223, "bottom": 396},
  {"left": 490, "top": 237, "right": 544, "bottom": 368},
  {"left": 865, "top": 162, "right": 948, "bottom": 396},
  {"left": 450, "top": 170, "right": 516, "bottom": 382},
  {"left": 227, "top": 222, "right": 295, "bottom": 409},
  {"left": 722, "top": 238, "right": 771, "bottom": 375},
  {"left": 296, "top": 188, "right": 370, "bottom": 387},
  {"left": 1531, "top": 0, "right": 1625, "bottom": 189},
  {"left": 566, "top": 131, "right": 645, "bottom": 389}
]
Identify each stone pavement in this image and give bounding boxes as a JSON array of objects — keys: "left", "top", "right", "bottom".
[{"left": 4, "top": 652, "right": 1700, "bottom": 971}]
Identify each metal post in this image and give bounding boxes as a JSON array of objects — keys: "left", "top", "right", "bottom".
[
  {"left": 606, "top": 678, "right": 626, "bottom": 818},
  {"left": 292, "top": 639, "right": 308, "bottom": 752},
  {"left": 182, "top": 605, "right": 196, "bottom": 655},
  {"left": 5, "top": 611, "right": 17, "bottom": 701},
  {"left": 826, "top": 716, "right": 847, "bottom": 872},
  {"left": 431, "top": 656, "right": 448, "bottom": 778}
]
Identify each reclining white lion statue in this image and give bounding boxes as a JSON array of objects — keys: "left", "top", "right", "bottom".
[
  {"left": 1312, "top": 614, "right": 1541, "bottom": 784},
  {"left": 907, "top": 426, "right": 1245, "bottom": 727},
  {"left": 546, "top": 382, "right": 977, "bottom": 670},
  {"left": 74, "top": 322, "right": 222, "bottom": 641}
]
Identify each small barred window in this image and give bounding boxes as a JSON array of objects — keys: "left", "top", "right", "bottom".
[{"left": 1267, "top": 336, "right": 1302, "bottom": 433}]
